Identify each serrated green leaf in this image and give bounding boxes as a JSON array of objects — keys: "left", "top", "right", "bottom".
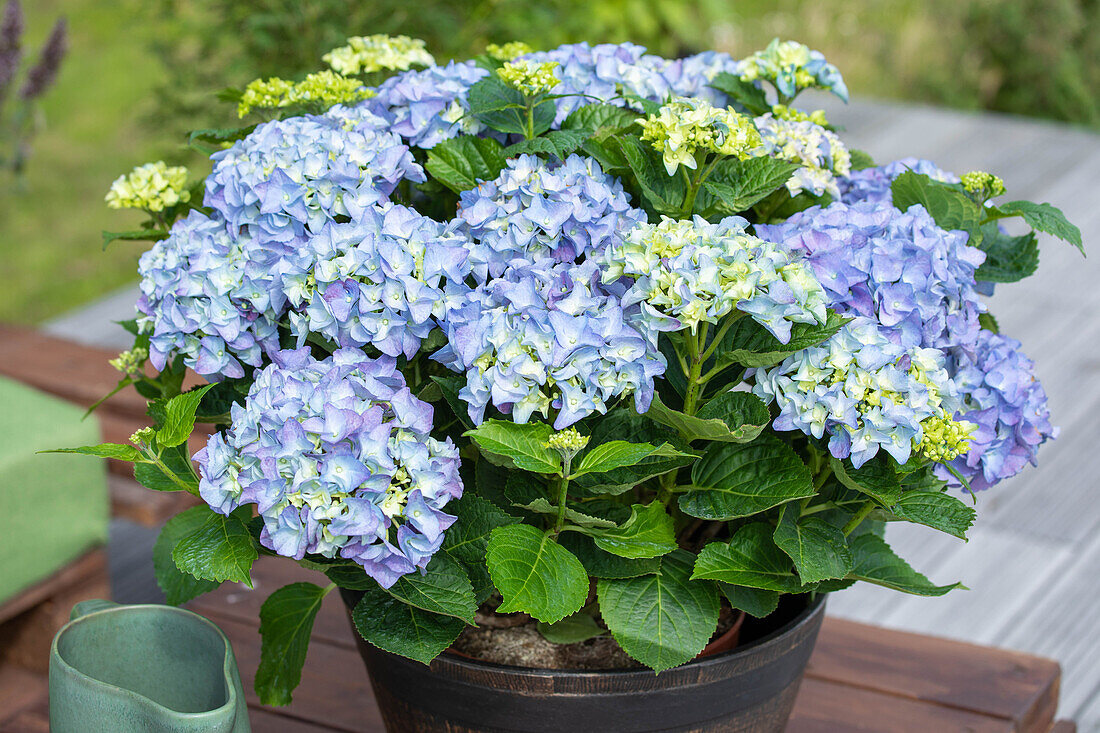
[
  {"left": 717, "top": 583, "right": 779, "bottom": 618},
  {"left": 558, "top": 533, "right": 662, "bottom": 578},
  {"left": 467, "top": 76, "right": 555, "bottom": 137},
  {"left": 847, "top": 533, "right": 964, "bottom": 596},
  {"left": 486, "top": 524, "right": 588, "bottom": 623},
  {"left": 831, "top": 455, "right": 902, "bottom": 505},
  {"left": 708, "top": 72, "right": 770, "bottom": 115},
  {"left": 536, "top": 611, "right": 607, "bottom": 644},
  {"left": 885, "top": 491, "right": 975, "bottom": 540},
  {"left": 979, "top": 312, "right": 999, "bottom": 334},
  {"left": 592, "top": 502, "right": 676, "bottom": 559},
  {"left": 642, "top": 391, "right": 770, "bottom": 445},
  {"left": 465, "top": 420, "right": 561, "bottom": 474},
  {"left": 172, "top": 508, "right": 257, "bottom": 585},
  {"left": 425, "top": 135, "right": 507, "bottom": 194},
  {"left": 713, "top": 310, "right": 849, "bottom": 369},
  {"left": 598, "top": 550, "right": 720, "bottom": 672},
  {"left": 996, "top": 200, "right": 1083, "bottom": 254},
  {"left": 891, "top": 171, "right": 983, "bottom": 236},
  {"left": 505, "top": 130, "right": 586, "bottom": 159},
  {"left": 352, "top": 587, "right": 464, "bottom": 665},
  {"left": 572, "top": 440, "right": 687, "bottom": 478},
  {"left": 773, "top": 510, "right": 853, "bottom": 584},
  {"left": 44, "top": 443, "right": 143, "bottom": 462},
  {"left": 695, "top": 157, "right": 800, "bottom": 217},
  {"left": 580, "top": 137, "right": 629, "bottom": 173},
  {"left": 572, "top": 409, "right": 696, "bottom": 495},
  {"left": 188, "top": 124, "right": 257, "bottom": 146},
  {"left": 515, "top": 497, "right": 618, "bottom": 529},
  {"left": 153, "top": 507, "right": 220, "bottom": 605},
  {"left": 562, "top": 103, "right": 639, "bottom": 139},
  {"left": 102, "top": 229, "right": 169, "bottom": 249},
  {"left": 692, "top": 523, "right": 805, "bottom": 592},
  {"left": 617, "top": 134, "right": 686, "bottom": 215},
  {"left": 133, "top": 443, "right": 199, "bottom": 493},
  {"left": 975, "top": 223, "right": 1039, "bottom": 283},
  {"left": 430, "top": 375, "right": 475, "bottom": 430},
  {"left": 157, "top": 384, "right": 215, "bottom": 447},
  {"left": 849, "top": 149, "right": 875, "bottom": 171},
  {"left": 680, "top": 436, "right": 814, "bottom": 521},
  {"left": 323, "top": 564, "right": 376, "bottom": 590},
  {"left": 256, "top": 582, "right": 331, "bottom": 705},
  {"left": 384, "top": 553, "right": 477, "bottom": 623}
]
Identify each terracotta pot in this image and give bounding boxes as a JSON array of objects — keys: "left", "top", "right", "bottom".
[{"left": 341, "top": 592, "right": 825, "bottom": 733}]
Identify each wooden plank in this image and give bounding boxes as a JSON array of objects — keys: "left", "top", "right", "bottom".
[
  {"left": 0, "top": 668, "right": 47, "bottom": 730},
  {"left": 0, "top": 550, "right": 106, "bottom": 625},
  {"left": 806, "top": 617, "right": 1061, "bottom": 732},
  {"left": 248, "top": 707, "right": 346, "bottom": 733}
]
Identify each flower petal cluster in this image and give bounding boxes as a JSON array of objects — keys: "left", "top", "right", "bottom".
[
  {"left": 942, "top": 330, "right": 1056, "bottom": 490},
  {"left": 205, "top": 111, "right": 423, "bottom": 243},
  {"left": 752, "top": 112, "right": 850, "bottom": 198},
  {"left": 196, "top": 348, "right": 462, "bottom": 588},
  {"left": 485, "top": 41, "right": 534, "bottom": 62},
  {"left": 603, "top": 215, "right": 829, "bottom": 342},
  {"left": 105, "top": 161, "right": 190, "bottom": 212},
  {"left": 662, "top": 51, "right": 744, "bottom": 107},
  {"left": 237, "top": 71, "right": 373, "bottom": 117},
  {"left": 753, "top": 317, "right": 966, "bottom": 467},
  {"left": 322, "top": 34, "right": 435, "bottom": 76},
  {"left": 457, "top": 154, "right": 646, "bottom": 280},
  {"left": 433, "top": 258, "right": 665, "bottom": 428},
  {"left": 367, "top": 61, "right": 490, "bottom": 148},
  {"left": 839, "top": 157, "right": 959, "bottom": 206},
  {"left": 739, "top": 39, "right": 848, "bottom": 101},
  {"left": 756, "top": 201, "right": 985, "bottom": 352},
  {"left": 640, "top": 97, "right": 762, "bottom": 175},
  {"left": 497, "top": 59, "right": 560, "bottom": 96}
]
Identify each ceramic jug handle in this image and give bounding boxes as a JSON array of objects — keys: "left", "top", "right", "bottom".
[{"left": 70, "top": 599, "right": 120, "bottom": 620}]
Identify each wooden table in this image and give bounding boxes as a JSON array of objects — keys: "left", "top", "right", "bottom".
[{"left": 0, "top": 554, "right": 1073, "bottom": 732}]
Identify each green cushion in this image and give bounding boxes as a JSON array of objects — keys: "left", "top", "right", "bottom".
[{"left": 0, "top": 376, "right": 109, "bottom": 604}]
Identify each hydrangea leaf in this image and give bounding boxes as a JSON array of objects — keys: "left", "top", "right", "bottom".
[
  {"left": 882, "top": 491, "right": 976, "bottom": 540},
  {"left": 514, "top": 498, "right": 618, "bottom": 529},
  {"left": 351, "top": 587, "right": 465, "bottom": 665},
  {"left": 597, "top": 550, "right": 720, "bottom": 672},
  {"left": 890, "top": 171, "right": 982, "bottom": 238},
  {"left": 644, "top": 392, "right": 769, "bottom": 444},
  {"left": 102, "top": 229, "right": 169, "bottom": 249},
  {"left": 44, "top": 443, "right": 142, "bottom": 462},
  {"left": 681, "top": 435, "right": 814, "bottom": 521},
  {"left": 772, "top": 510, "right": 853, "bottom": 584},
  {"left": 558, "top": 533, "right": 662, "bottom": 579},
  {"left": 975, "top": 224, "right": 1039, "bottom": 283},
  {"left": 979, "top": 312, "right": 999, "bottom": 334},
  {"left": 995, "top": 200, "right": 1083, "bottom": 254},
  {"left": 616, "top": 134, "right": 687, "bottom": 216},
  {"left": 505, "top": 130, "right": 587, "bottom": 159},
  {"left": 172, "top": 507, "right": 257, "bottom": 586},
  {"left": 153, "top": 507, "right": 220, "bottom": 605},
  {"left": 580, "top": 138, "right": 629, "bottom": 174},
  {"left": 562, "top": 103, "right": 639, "bottom": 139},
  {"left": 708, "top": 72, "right": 770, "bottom": 115},
  {"left": 696, "top": 156, "right": 800, "bottom": 217},
  {"left": 695, "top": 390, "right": 772, "bottom": 442},
  {"left": 256, "top": 582, "right": 331, "bottom": 705},
  {"left": 536, "top": 611, "right": 607, "bottom": 644},
  {"left": 467, "top": 76, "right": 555, "bottom": 137},
  {"left": 831, "top": 455, "right": 902, "bottom": 505},
  {"left": 134, "top": 443, "right": 199, "bottom": 493},
  {"left": 157, "top": 384, "right": 215, "bottom": 447},
  {"left": 441, "top": 494, "right": 519, "bottom": 601},
  {"left": 383, "top": 553, "right": 478, "bottom": 623},
  {"left": 717, "top": 582, "right": 780, "bottom": 618},
  {"left": 425, "top": 135, "right": 507, "bottom": 194},
  {"left": 591, "top": 502, "right": 677, "bottom": 559},
  {"left": 692, "top": 523, "right": 806, "bottom": 593},
  {"left": 572, "top": 440, "right": 692, "bottom": 478},
  {"left": 465, "top": 420, "right": 562, "bottom": 474},
  {"left": 430, "top": 375, "right": 475, "bottom": 430},
  {"left": 323, "top": 564, "right": 376, "bottom": 591},
  {"left": 572, "top": 410, "right": 697, "bottom": 495},
  {"left": 486, "top": 524, "right": 588, "bottom": 623},
  {"left": 713, "top": 310, "right": 849, "bottom": 369},
  {"left": 847, "top": 533, "right": 965, "bottom": 596},
  {"left": 849, "top": 149, "right": 876, "bottom": 171}
]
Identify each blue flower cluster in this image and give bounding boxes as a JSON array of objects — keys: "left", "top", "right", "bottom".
[
  {"left": 753, "top": 112, "right": 851, "bottom": 199},
  {"left": 738, "top": 39, "right": 848, "bottom": 101},
  {"left": 195, "top": 348, "right": 463, "bottom": 588},
  {"left": 366, "top": 61, "right": 490, "bottom": 148},
  {"left": 433, "top": 258, "right": 665, "bottom": 428},
  {"left": 457, "top": 154, "right": 646, "bottom": 279},
  {"left": 942, "top": 330, "right": 1057, "bottom": 490},
  {"left": 840, "top": 157, "right": 959, "bottom": 206},
  {"left": 756, "top": 201, "right": 986, "bottom": 353},
  {"left": 753, "top": 317, "right": 966, "bottom": 467},
  {"left": 663, "top": 51, "right": 743, "bottom": 106}
]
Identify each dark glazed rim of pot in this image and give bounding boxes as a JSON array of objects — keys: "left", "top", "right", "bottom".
[{"left": 429, "top": 594, "right": 825, "bottom": 680}]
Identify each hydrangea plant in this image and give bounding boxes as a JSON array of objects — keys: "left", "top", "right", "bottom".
[{"left": 55, "top": 34, "right": 1082, "bottom": 704}]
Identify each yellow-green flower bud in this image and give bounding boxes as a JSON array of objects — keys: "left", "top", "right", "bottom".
[
  {"left": 109, "top": 347, "right": 148, "bottom": 376},
  {"left": 105, "top": 162, "right": 190, "bottom": 213},
  {"left": 916, "top": 416, "right": 976, "bottom": 463},
  {"left": 772, "top": 104, "right": 829, "bottom": 126},
  {"left": 129, "top": 427, "right": 156, "bottom": 447},
  {"left": 497, "top": 60, "right": 560, "bottom": 96},
  {"left": 237, "top": 71, "right": 374, "bottom": 117},
  {"left": 486, "top": 41, "right": 533, "bottom": 62},
  {"left": 960, "top": 170, "right": 1005, "bottom": 198},
  {"left": 546, "top": 427, "right": 590, "bottom": 454},
  {"left": 323, "top": 35, "right": 435, "bottom": 76}
]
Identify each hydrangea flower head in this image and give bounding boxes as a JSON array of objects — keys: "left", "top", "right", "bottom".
[
  {"left": 105, "top": 161, "right": 190, "bottom": 212},
  {"left": 662, "top": 51, "right": 744, "bottom": 107},
  {"left": 771, "top": 104, "right": 829, "bottom": 126},
  {"left": 756, "top": 200, "right": 985, "bottom": 353},
  {"left": 602, "top": 215, "right": 829, "bottom": 342},
  {"left": 497, "top": 59, "right": 560, "bottom": 96},
  {"left": 839, "top": 157, "right": 959, "bottom": 206},
  {"left": 752, "top": 112, "right": 850, "bottom": 198},
  {"left": 486, "top": 41, "right": 534, "bottom": 62},
  {"left": 960, "top": 170, "right": 1006, "bottom": 199},
  {"left": 237, "top": 71, "right": 374, "bottom": 117},
  {"left": 640, "top": 97, "right": 761, "bottom": 175},
  {"left": 458, "top": 153, "right": 646, "bottom": 279},
  {"left": 739, "top": 39, "right": 848, "bottom": 101},
  {"left": 195, "top": 348, "right": 462, "bottom": 589},
  {"left": 323, "top": 35, "right": 435, "bottom": 75},
  {"left": 367, "top": 61, "right": 490, "bottom": 148}
]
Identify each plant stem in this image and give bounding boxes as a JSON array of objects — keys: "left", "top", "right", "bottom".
[
  {"left": 525, "top": 102, "right": 535, "bottom": 140},
  {"left": 682, "top": 324, "right": 708, "bottom": 416},
  {"left": 553, "top": 454, "right": 573, "bottom": 532},
  {"left": 842, "top": 500, "right": 876, "bottom": 536}
]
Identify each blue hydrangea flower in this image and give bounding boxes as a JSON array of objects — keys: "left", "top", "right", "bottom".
[
  {"left": 756, "top": 201, "right": 986, "bottom": 353},
  {"left": 840, "top": 157, "right": 959, "bottom": 206},
  {"left": 662, "top": 51, "right": 744, "bottom": 107},
  {"left": 738, "top": 39, "right": 848, "bottom": 102},
  {"left": 433, "top": 258, "right": 665, "bottom": 428},
  {"left": 941, "top": 330, "right": 1057, "bottom": 490},
  {"left": 195, "top": 348, "right": 463, "bottom": 588},
  {"left": 366, "top": 61, "right": 490, "bottom": 148},
  {"left": 753, "top": 316, "right": 966, "bottom": 467},
  {"left": 753, "top": 112, "right": 851, "bottom": 199},
  {"left": 457, "top": 153, "right": 646, "bottom": 279},
  {"left": 205, "top": 111, "right": 423, "bottom": 243}
]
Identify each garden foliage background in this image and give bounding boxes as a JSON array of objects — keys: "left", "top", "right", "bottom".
[{"left": 3, "top": 0, "right": 1098, "bottom": 325}]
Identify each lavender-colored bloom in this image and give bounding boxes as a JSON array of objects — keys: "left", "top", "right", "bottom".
[
  {"left": 756, "top": 200, "right": 986, "bottom": 353},
  {"left": 434, "top": 258, "right": 665, "bottom": 428},
  {"left": 366, "top": 61, "right": 490, "bottom": 148},
  {"left": 17, "top": 16, "right": 65, "bottom": 101},
  {"left": 195, "top": 349, "right": 463, "bottom": 588},
  {"left": 840, "top": 157, "right": 959, "bottom": 206},
  {"left": 941, "top": 330, "right": 1057, "bottom": 491},
  {"left": 457, "top": 153, "right": 646, "bottom": 279},
  {"left": 662, "top": 51, "right": 744, "bottom": 107},
  {"left": 0, "top": 0, "right": 23, "bottom": 95}
]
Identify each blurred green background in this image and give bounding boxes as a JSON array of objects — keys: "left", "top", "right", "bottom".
[{"left": 4, "top": 0, "right": 1098, "bottom": 325}]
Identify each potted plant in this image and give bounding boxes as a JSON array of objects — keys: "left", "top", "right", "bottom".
[{"left": 56, "top": 35, "right": 1081, "bottom": 732}]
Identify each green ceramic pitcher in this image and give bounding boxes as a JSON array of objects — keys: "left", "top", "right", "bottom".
[{"left": 49, "top": 600, "right": 251, "bottom": 733}]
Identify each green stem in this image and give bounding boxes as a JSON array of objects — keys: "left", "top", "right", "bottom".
[
  {"left": 678, "top": 155, "right": 722, "bottom": 219},
  {"left": 525, "top": 101, "right": 535, "bottom": 140},
  {"left": 144, "top": 449, "right": 199, "bottom": 495},
  {"left": 842, "top": 500, "right": 876, "bottom": 536},
  {"left": 682, "top": 324, "right": 709, "bottom": 416},
  {"left": 553, "top": 454, "right": 573, "bottom": 532},
  {"left": 700, "top": 311, "right": 744, "bottom": 363}
]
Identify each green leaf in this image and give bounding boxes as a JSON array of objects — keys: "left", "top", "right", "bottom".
[
  {"left": 642, "top": 392, "right": 770, "bottom": 445},
  {"left": 772, "top": 510, "right": 853, "bottom": 584},
  {"left": 102, "top": 229, "right": 169, "bottom": 249},
  {"left": 467, "top": 76, "right": 555, "bottom": 137},
  {"left": 485, "top": 524, "right": 589, "bottom": 623},
  {"left": 441, "top": 494, "right": 519, "bottom": 600},
  {"left": 617, "top": 134, "right": 687, "bottom": 215},
  {"left": 696, "top": 157, "right": 800, "bottom": 217},
  {"left": 430, "top": 375, "right": 475, "bottom": 430},
  {"left": 256, "top": 582, "right": 331, "bottom": 705},
  {"left": 505, "top": 130, "right": 587, "bottom": 159},
  {"left": 717, "top": 583, "right": 779, "bottom": 618},
  {"left": 157, "top": 384, "right": 215, "bottom": 447},
  {"left": 996, "top": 200, "right": 1083, "bottom": 254},
  {"left": 849, "top": 149, "right": 875, "bottom": 171},
  {"left": 515, "top": 498, "right": 617, "bottom": 529},
  {"left": 680, "top": 436, "right": 814, "bottom": 521},
  {"left": 692, "top": 523, "right": 805, "bottom": 592},
  {"left": 572, "top": 440, "right": 691, "bottom": 478},
  {"left": 891, "top": 172, "right": 983, "bottom": 236},
  {"left": 572, "top": 409, "right": 696, "bottom": 495},
  {"left": 713, "top": 310, "right": 849, "bottom": 369},
  {"left": 975, "top": 223, "right": 1039, "bottom": 283},
  {"left": 558, "top": 533, "right": 662, "bottom": 578},
  {"left": 598, "top": 550, "right": 720, "bottom": 672},
  {"left": 831, "top": 455, "right": 902, "bottom": 505},
  {"left": 323, "top": 564, "right": 376, "bottom": 590},
  {"left": 885, "top": 491, "right": 975, "bottom": 540},
  {"left": 384, "top": 553, "right": 477, "bottom": 623},
  {"left": 172, "top": 508, "right": 257, "bottom": 585},
  {"left": 592, "top": 502, "right": 677, "bottom": 559},
  {"left": 536, "top": 611, "right": 606, "bottom": 644},
  {"left": 979, "top": 312, "right": 999, "bottom": 334},
  {"left": 425, "top": 135, "right": 507, "bottom": 194},
  {"left": 352, "top": 587, "right": 464, "bottom": 665},
  {"left": 464, "top": 420, "right": 561, "bottom": 474},
  {"left": 579, "top": 138, "right": 629, "bottom": 174},
  {"left": 44, "top": 443, "right": 142, "bottom": 462},
  {"left": 562, "top": 103, "right": 639, "bottom": 139},
  {"left": 153, "top": 507, "right": 220, "bottom": 605},
  {"left": 708, "top": 72, "right": 770, "bottom": 115},
  {"left": 847, "top": 533, "right": 964, "bottom": 596},
  {"left": 188, "top": 124, "right": 257, "bottom": 147}
]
